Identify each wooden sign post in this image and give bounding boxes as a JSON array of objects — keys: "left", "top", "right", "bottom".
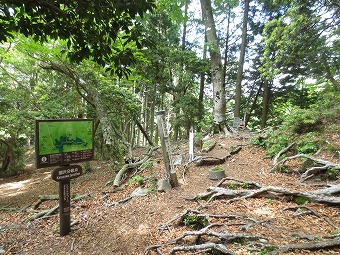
[
  {"left": 156, "top": 111, "right": 178, "bottom": 187},
  {"left": 51, "top": 165, "right": 82, "bottom": 236}
]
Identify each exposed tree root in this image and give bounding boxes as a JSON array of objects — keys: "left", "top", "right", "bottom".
[
  {"left": 271, "top": 153, "right": 340, "bottom": 181},
  {"left": 272, "top": 142, "right": 295, "bottom": 166},
  {"left": 23, "top": 194, "right": 91, "bottom": 222},
  {"left": 282, "top": 205, "right": 337, "bottom": 227},
  {"left": 184, "top": 181, "right": 340, "bottom": 205},
  {"left": 279, "top": 237, "right": 340, "bottom": 253},
  {"left": 107, "top": 147, "right": 155, "bottom": 187},
  {"left": 145, "top": 222, "right": 263, "bottom": 255},
  {"left": 100, "top": 195, "right": 133, "bottom": 207}
]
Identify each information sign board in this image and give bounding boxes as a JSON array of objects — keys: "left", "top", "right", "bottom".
[
  {"left": 35, "top": 119, "right": 94, "bottom": 168},
  {"left": 51, "top": 165, "right": 82, "bottom": 181}
]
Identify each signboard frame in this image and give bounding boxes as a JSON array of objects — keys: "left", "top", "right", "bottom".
[{"left": 35, "top": 119, "right": 94, "bottom": 169}]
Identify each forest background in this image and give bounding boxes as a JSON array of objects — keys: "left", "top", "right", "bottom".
[{"left": 0, "top": 0, "right": 339, "bottom": 176}]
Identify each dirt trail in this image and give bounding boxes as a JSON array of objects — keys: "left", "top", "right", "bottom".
[{"left": 0, "top": 134, "right": 339, "bottom": 255}]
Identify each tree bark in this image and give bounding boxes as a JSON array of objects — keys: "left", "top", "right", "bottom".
[
  {"left": 0, "top": 139, "right": 13, "bottom": 174},
  {"left": 198, "top": 35, "right": 207, "bottom": 132},
  {"left": 234, "top": 0, "right": 250, "bottom": 118},
  {"left": 200, "top": 0, "right": 226, "bottom": 131},
  {"left": 261, "top": 79, "right": 270, "bottom": 129}
]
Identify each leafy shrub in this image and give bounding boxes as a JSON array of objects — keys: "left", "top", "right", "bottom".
[
  {"left": 283, "top": 107, "right": 322, "bottom": 134},
  {"left": 250, "top": 136, "right": 266, "bottom": 148},
  {"left": 182, "top": 212, "right": 208, "bottom": 229},
  {"left": 128, "top": 175, "right": 144, "bottom": 186}
]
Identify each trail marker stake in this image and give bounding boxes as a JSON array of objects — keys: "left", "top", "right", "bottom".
[{"left": 156, "top": 111, "right": 178, "bottom": 187}]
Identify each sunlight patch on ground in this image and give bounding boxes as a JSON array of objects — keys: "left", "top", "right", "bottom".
[
  {"left": 253, "top": 207, "right": 275, "bottom": 217},
  {"left": 0, "top": 171, "right": 51, "bottom": 197}
]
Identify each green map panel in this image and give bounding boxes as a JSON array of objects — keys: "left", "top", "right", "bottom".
[{"left": 38, "top": 120, "right": 93, "bottom": 155}]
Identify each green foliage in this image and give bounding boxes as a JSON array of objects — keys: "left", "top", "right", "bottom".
[
  {"left": 202, "top": 139, "right": 216, "bottom": 150},
  {"left": 332, "top": 230, "right": 340, "bottom": 236},
  {"left": 182, "top": 212, "right": 208, "bottom": 229},
  {"left": 326, "top": 166, "right": 340, "bottom": 180},
  {"left": 283, "top": 108, "right": 322, "bottom": 134},
  {"left": 250, "top": 136, "right": 266, "bottom": 148},
  {"left": 210, "top": 167, "right": 224, "bottom": 172},
  {"left": 261, "top": 1, "right": 339, "bottom": 89},
  {"left": 259, "top": 245, "right": 277, "bottom": 255},
  {"left": 264, "top": 86, "right": 339, "bottom": 158},
  {"left": 0, "top": 0, "right": 156, "bottom": 78},
  {"left": 129, "top": 175, "right": 144, "bottom": 186},
  {"left": 266, "top": 129, "right": 291, "bottom": 157},
  {"left": 292, "top": 196, "right": 310, "bottom": 205}
]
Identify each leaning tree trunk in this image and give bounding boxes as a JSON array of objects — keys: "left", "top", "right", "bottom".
[{"left": 200, "top": 0, "right": 227, "bottom": 133}]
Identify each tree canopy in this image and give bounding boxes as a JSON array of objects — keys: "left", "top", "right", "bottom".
[{"left": 0, "top": 0, "right": 156, "bottom": 77}]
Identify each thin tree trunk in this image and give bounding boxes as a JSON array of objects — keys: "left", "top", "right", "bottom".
[
  {"left": 245, "top": 81, "right": 263, "bottom": 126},
  {"left": 261, "top": 80, "right": 270, "bottom": 129},
  {"left": 198, "top": 35, "right": 207, "bottom": 132},
  {"left": 234, "top": 0, "right": 250, "bottom": 118}
]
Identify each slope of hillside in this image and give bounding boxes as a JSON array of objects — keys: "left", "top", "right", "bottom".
[{"left": 0, "top": 132, "right": 339, "bottom": 255}]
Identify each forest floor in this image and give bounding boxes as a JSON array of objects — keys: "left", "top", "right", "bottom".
[{"left": 0, "top": 131, "right": 340, "bottom": 255}]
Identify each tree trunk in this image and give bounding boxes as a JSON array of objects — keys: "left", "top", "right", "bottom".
[
  {"left": 222, "top": 7, "right": 231, "bottom": 89},
  {"left": 234, "top": 0, "right": 250, "bottom": 118},
  {"left": 198, "top": 36, "right": 207, "bottom": 132},
  {"left": 245, "top": 81, "right": 263, "bottom": 126},
  {"left": 261, "top": 80, "right": 270, "bottom": 129},
  {"left": 200, "top": 0, "right": 226, "bottom": 131},
  {"left": 0, "top": 139, "right": 13, "bottom": 174}
]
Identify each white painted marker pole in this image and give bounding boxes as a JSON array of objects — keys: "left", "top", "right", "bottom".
[{"left": 189, "top": 126, "right": 194, "bottom": 161}]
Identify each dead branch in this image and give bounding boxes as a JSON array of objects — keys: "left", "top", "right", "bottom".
[
  {"left": 270, "top": 153, "right": 340, "bottom": 181},
  {"left": 23, "top": 204, "right": 59, "bottom": 222},
  {"left": 273, "top": 143, "right": 295, "bottom": 165},
  {"left": 279, "top": 237, "right": 340, "bottom": 253}
]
